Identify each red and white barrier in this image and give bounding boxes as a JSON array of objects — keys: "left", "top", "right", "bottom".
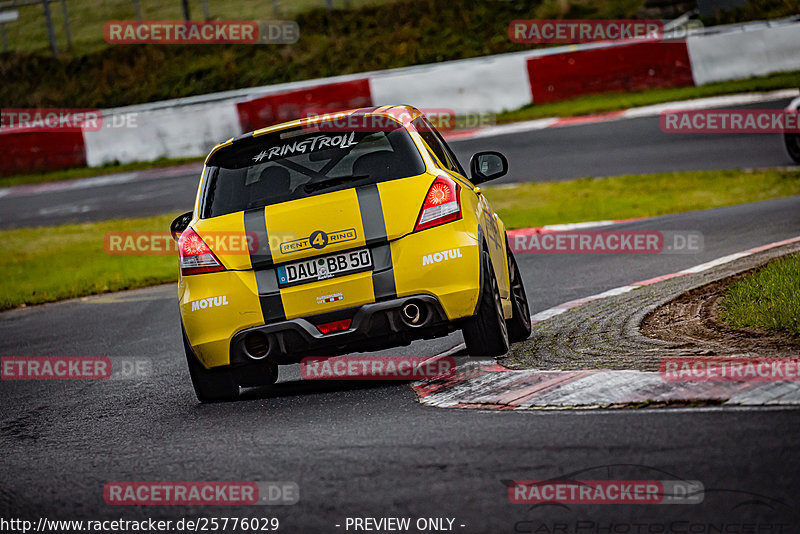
[
  {"left": 2, "top": 19, "right": 797, "bottom": 175},
  {"left": 83, "top": 101, "right": 242, "bottom": 168},
  {"left": 236, "top": 79, "right": 372, "bottom": 132},
  {"left": 369, "top": 52, "right": 533, "bottom": 114},
  {"left": 0, "top": 128, "right": 87, "bottom": 175},
  {"left": 687, "top": 23, "right": 800, "bottom": 85},
  {"left": 527, "top": 41, "right": 694, "bottom": 104}
]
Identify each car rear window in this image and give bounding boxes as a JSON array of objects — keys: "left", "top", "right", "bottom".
[{"left": 201, "top": 125, "right": 425, "bottom": 218}]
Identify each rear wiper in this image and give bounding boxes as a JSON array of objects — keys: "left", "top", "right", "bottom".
[{"left": 303, "top": 175, "right": 370, "bottom": 193}]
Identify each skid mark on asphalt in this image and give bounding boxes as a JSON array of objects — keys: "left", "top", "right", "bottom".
[{"left": 0, "top": 405, "right": 47, "bottom": 442}]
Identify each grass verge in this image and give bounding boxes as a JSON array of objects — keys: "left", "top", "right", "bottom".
[
  {"left": 4, "top": 0, "right": 401, "bottom": 56},
  {"left": 0, "top": 213, "right": 181, "bottom": 311},
  {"left": 496, "top": 71, "right": 800, "bottom": 124},
  {"left": 2, "top": 168, "right": 800, "bottom": 311},
  {"left": 719, "top": 254, "right": 800, "bottom": 336}
]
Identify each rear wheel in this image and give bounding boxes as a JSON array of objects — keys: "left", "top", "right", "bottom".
[
  {"left": 462, "top": 250, "right": 510, "bottom": 357},
  {"left": 785, "top": 132, "right": 800, "bottom": 164},
  {"left": 182, "top": 326, "right": 239, "bottom": 402},
  {"left": 506, "top": 248, "right": 532, "bottom": 343}
]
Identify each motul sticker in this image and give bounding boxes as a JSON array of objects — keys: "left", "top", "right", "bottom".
[
  {"left": 422, "top": 248, "right": 462, "bottom": 266},
  {"left": 190, "top": 296, "right": 229, "bottom": 311}
]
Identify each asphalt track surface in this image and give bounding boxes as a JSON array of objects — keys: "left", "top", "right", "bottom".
[
  {"left": 0, "top": 99, "right": 796, "bottom": 229},
  {"left": 2, "top": 100, "right": 800, "bottom": 530},
  {"left": 2, "top": 196, "right": 800, "bottom": 530}
]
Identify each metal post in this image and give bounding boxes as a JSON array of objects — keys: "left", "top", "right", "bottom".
[
  {"left": 325, "top": 0, "right": 332, "bottom": 9},
  {"left": 272, "top": 0, "right": 280, "bottom": 17},
  {"left": 59, "top": 0, "right": 71, "bottom": 49},
  {"left": 181, "top": 0, "right": 190, "bottom": 20},
  {"left": 41, "top": 0, "right": 57, "bottom": 56},
  {"left": 201, "top": 0, "right": 209, "bottom": 20},
  {"left": 0, "top": 23, "right": 7, "bottom": 52},
  {"left": 132, "top": 0, "right": 141, "bottom": 20}
]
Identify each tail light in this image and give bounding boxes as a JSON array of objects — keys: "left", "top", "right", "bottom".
[
  {"left": 178, "top": 228, "right": 225, "bottom": 275},
  {"left": 413, "top": 176, "right": 462, "bottom": 232}
]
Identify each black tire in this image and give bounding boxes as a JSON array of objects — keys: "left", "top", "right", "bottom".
[
  {"left": 182, "top": 326, "right": 239, "bottom": 402},
  {"left": 462, "top": 250, "right": 510, "bottom": 357},
  {"left": 785, "top": 132, "right": 800, "bottom": 164},
  {"left": 506, "top": 248, "right": 532, "bottom": 343}
]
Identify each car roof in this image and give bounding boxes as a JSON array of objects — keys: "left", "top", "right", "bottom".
[{"left": 206, "top": 105, "right": 425, "bottom": 163}]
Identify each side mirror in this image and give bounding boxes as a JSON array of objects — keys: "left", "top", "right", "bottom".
[
  {"left": 170, "top": 211, "right": 193, "bottom": 241},
  {"left": 469, "top": 151, "right": 508, "bottom": 184}
]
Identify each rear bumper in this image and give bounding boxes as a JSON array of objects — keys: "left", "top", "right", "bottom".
[
  {"left": 229, "top": 294, "right": 454, "bottom": 365},
  {"left": 180, "top": 218, "right": 482, "bottom": 369}
]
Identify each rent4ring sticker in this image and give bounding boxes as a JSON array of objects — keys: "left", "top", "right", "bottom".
[{"left": 279, "top": 228, "right": 357, "bottom": 254}]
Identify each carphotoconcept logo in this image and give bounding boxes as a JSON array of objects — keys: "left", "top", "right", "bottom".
[
  {"left": 509, "top": 230, "right": 703, "bottom": 255},
  {"left": 104, "top": 20, "right": 298, "bottom": 45},
  {"left": 508, "top": 464, "right": 792, "bottom": 532}
]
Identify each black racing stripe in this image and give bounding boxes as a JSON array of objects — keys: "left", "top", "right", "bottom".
[
  {"left": 244, "top": 208, "right": 272, "bottom": 269},
  {"left": 355, "top": 185, "right": 396, "bottom": 301},
  {"left": 370, "top": 244, "right": 396, "bottom": 301},
  {"left": 254, "top": 269, "right": 286, "bottom": 323},
  {"left": 244, "top": 208, "right": 285, "bottom": 323},
  {"left": 356, "top": 184, "right": 388, "bottom": 246}
]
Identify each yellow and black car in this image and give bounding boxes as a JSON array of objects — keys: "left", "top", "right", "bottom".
[{"left": 171, "top": 105, "right": 531, "bottom": 401}]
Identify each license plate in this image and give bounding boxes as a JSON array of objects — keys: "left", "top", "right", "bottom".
[{"left": 276, "top": 248, "right": 372, "bottom": 287}]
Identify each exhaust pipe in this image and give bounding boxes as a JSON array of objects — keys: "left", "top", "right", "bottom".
[
  {"left": 243, "top": 332, "right": 270, "bottom": 360},
  {"left": 400, "top": 301, "right": 427, "bottom": 327}
]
